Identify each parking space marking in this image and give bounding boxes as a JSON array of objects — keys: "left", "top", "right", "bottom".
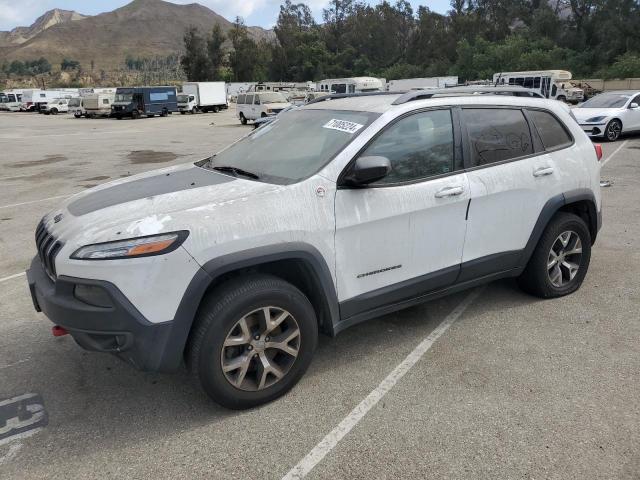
[
  {"left": 602, "top": 140, "right": 628, "bottom": 166},
  {"left": 0, "top": 272, "right": 25, "bottom": 283},
  {"left": 0, "top": 194, "right": 72, "bottom": 210},
  {"left": 282, "top": 288, "right": 483, "bottom": 480}
]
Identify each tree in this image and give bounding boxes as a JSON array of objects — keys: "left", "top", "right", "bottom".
[
  {"left": 228, "top": 17, "right": 268, "bottom": 81},
  {"left": 181, "top": 26, "right": 210, "bottom": 81},
  {"left": 207, "top": 24, "right": 226, "bottom": 80},
  {"left": 61, "top": 58, "right": 80, "bottom": 71}
]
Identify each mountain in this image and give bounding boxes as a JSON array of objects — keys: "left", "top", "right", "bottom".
[
  {"left": 1, "top": 0, "right": 274, "bottom": 70},
  {"left": 0, "top": 9, "right": 86, "bottom": 47}
]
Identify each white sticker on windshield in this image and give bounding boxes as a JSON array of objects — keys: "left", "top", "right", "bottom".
[{"left": 323, "top": 119, "right": 364, "bottom": 134}]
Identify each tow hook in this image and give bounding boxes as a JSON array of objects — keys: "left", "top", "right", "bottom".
[{"left": 52, "top": 325, "right": 69, "bottom": 337}]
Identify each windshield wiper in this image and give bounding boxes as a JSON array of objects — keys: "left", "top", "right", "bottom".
[{"left": 212, "top": 165, "right": 260, "bottom": 180}]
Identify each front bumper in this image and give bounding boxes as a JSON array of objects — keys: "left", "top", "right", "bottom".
[
  {"left": 579, "top": 123, "right": 606, "bottom": 137},
  {"left": 26, "top": 256, "right": 178, "bottom": 372}
]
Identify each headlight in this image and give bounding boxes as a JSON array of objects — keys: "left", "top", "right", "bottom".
[
  {"left": 586, "top": 116, "right": 606, "bottom": 122},
  {"left": 71, "top": 231, "right": 189, "bottom": 260}
]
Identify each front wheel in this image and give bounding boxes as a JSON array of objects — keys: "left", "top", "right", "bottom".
[
  {"left": 188, "top": 275, "right": 318, "bottom": 409},
  {"left": 518, "top": 212, "right": 591, "bottom": 298},
  {"left": 239, "top": 113, "right": 247, "bottom": 125},
  {"left": 604, "top": 119, "right": 622, "bottom": 142}
]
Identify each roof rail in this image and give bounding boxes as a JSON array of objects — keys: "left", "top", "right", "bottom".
[
  {"left": 391, "top": 86, "right": 544, "bottom": 105},
  {"left": 305, "top": 91, "right": 401, "bottom": 105}
]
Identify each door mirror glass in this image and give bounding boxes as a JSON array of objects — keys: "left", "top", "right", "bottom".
[
  {"left": 630, "top": 102, "right": 639, "bottom": 109},
  {"left": 343, "top": 156, "right": 392, "bottom": 186}
]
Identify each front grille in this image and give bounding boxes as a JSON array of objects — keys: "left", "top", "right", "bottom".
[{"left": 35, "top": 220, "right": 62, "bottom": 281}]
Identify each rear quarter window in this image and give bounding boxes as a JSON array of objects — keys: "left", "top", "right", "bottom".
[
  {"left": 528, "top": 109, "right": 573, "bottom": 150},
  {"left": 462, "top": 108, "right": 533, "bottom": 167}
]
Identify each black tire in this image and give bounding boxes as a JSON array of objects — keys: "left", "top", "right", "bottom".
[
  {"left": 213, "top": 105, "right": 220, "bottom": 113},
  {"left": 51, "top": 108, "right": 58, "bottom": 115},
  {"left": 188, "top": 274, "right": 318, "bottom": 409},
  {"left": 604, "top": 119, "right": 622, "bottom": 142},
  {"left": 161, "top": 109, "right": 168, "bottom": 117},
  {"left": 191, "top": 107, "right": 197, "bottom": 114},
  {"left": 517, "top": 212, "right": 591, "bottom": 298},
  {"left": 240, "top": 113, "right": 247, "bottom": 125},
  {"left": 557, "top": 95, "right": 567, "bottom": 103},
  {"left": 261, "top": 112, "right": 268, "bottom": 118},
  {"left": 180, "top": 111, "right": 186, "bottom": 115},
  {"left": 147, "top": 114, "right": 154, "bottom": 118},
  {"left": 74, "top": 113, "right": 82, "bottom": 118},
  {"left": 131, "top": 110, "right": 140, "bottom": 119}
]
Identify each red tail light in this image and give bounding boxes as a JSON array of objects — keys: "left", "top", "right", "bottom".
[
  {"left": 594, "top": 143, "right": 603, "bottom": 161},
  {"left": 52, "top": 325, "right": 68, "bottom": 337}
]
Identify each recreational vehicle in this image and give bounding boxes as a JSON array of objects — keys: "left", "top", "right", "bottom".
[
  {"left": 84, "top": 93, "right": 116, "bottom": 117},
  {"left": 0, "top": 90, "right": 27, "bottom": 111},
  {"left": 317, "top": 77, "right": 384, "bottom": 94},
  {"left": 492, "top": 70, "right": 584, "bottom": 103},
  {"left": 111, "top": 86, "right": 178, "bottom": 119}
]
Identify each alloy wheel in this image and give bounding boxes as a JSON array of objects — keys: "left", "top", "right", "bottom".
[
  {"left": 607, "top": 121, "right": 621, "bottom": 141},
  {"left": 221, "top": 306, "right": 301, "bottom": 391},
  {"left": 547, "top": 231, "right": 582, "bottom": 287}
]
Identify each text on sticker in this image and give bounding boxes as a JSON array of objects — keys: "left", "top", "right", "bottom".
[{"left": 323, "top": 119, "right": 364, "bottom": 134}]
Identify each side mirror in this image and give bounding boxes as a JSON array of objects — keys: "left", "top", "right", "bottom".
[
  {"left": 342, "top": 156, "right": 392, "bottom": 187},
  {"left": 630, "top": 103, "right": 639, "bottom": 109}
]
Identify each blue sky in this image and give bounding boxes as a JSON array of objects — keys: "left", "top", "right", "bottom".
[{"left": 0, "top": 0, "right": 451, "bottom": 31}]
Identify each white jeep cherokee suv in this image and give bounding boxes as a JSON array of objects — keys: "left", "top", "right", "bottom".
[{"left": 28, "top": 91, "right": 602, "bottom": 409}]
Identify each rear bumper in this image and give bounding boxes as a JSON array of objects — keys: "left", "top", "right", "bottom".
[{"left": 26, "top": 256, "right": 179, "bottom": 372}]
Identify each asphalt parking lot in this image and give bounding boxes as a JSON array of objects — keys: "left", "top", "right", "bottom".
[{"left": 1, "top": 109, "right": 639, "bottom": 479}]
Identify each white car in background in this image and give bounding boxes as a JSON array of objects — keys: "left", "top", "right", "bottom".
[
  {"left": 42, "top": 99, "right": 70, "bottom": 115},
  {"left": 236, "top": 91, "right": 291, "bottom": 124},
  {"left": 573, "top": 91, "right": 640, "bottom": 141}
]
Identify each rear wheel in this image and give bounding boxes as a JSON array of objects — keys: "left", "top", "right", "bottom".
[
  {"left": 605, "top": 119, "right": 622, "bottom": 142},
  {"left": 188, "top": 274, "right": 318, "bottom": 409},
  {"left": 518, "top": 212, "right": 591, "bottom": 298},
  {"left": 213, "top": 105, "right": 220, "bottom": 113},
  {"left": 240, "top": 113, "right": 247, "bottom": 125}
]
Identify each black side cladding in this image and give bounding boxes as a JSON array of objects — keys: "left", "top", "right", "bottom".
[{"left": 67, "top": 166, "right": 235, "bottom": 216}]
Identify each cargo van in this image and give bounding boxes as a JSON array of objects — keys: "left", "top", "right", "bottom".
[
  {"left": 84, "top": 93, "right": 115, "bottom": 118},
  {"left": 178, "top": 82, "right": 227, "bottom": 114},
  {"left": 236, "top": 91, "right": 291, "bottom": 124},
  {"left": 111, "top": 86, "right": 178, "bottom": 119}
]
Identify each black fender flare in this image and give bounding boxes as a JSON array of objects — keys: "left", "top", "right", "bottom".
[
  {"left": 519, "top": 188, "right": 600, "bottom": 268},
  {"left": 158, "top": 243, "right": 339, "bottom": 371}
]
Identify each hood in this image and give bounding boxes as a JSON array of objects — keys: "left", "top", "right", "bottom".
[
  {"left": 572, "top": 107, "right": 621, "bottom": 121},
  {"left": 47, "top": 162, "right": 282, "bottom": 248}
]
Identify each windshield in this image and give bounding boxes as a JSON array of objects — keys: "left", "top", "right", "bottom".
[
  {"left": 580, "top": 94, "right": 630, "bottom": 108},
  {"left": 177, "top": 94, "right": 189, "bottom": 103},
  {"left": 259, "top": 92, "right": 287, "bottom": 103},
  {"left": 115, "top": 93, "right": 133, "bottom": 103},
  {"left": 68, "top": 98, "right": 81, "bottom": 107},
  {"left": 203, "top": 109, "right": 377, "bottom": 184}
]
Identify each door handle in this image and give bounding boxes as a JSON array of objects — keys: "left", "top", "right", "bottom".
[
  {"left": 435, "top": 185, "right": 464, "bottom": 198},
  {"left": 533, "top": 166, "right": 554, "bottom": 177}
]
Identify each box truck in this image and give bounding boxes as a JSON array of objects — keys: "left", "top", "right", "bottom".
[
  {"left": 111, "top": 86, "right": 178, "bottom": 119},
  {"left": 178, "top": 82, "right": 227, "bottom": 114},
  {"left": 84, "top": 93, "right": 116, "bottom": 118}
]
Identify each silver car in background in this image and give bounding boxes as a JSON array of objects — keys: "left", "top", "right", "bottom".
[{"left": 573, "top": 91, "right": 640, "bottom": 141}]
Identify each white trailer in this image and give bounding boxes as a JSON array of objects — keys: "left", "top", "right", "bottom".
[
  {"left": 0, "top": 89, "right": 33, "bottom": 111},
  {"left": 387, "top": 76, "right": 458, "bottom": 91},
  {"left": 178, "top": 82, "right": 227, "bottom": 114},
  {"left": 316, "top": 77, "right": 385, "bottom": 94},
  {"left": 21, "top": 89, "right": 77, "bottom": 111}
]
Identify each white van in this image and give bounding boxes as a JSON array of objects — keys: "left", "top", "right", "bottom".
[
  {"left": 68, "top": 97, "right": 85, "bottom": 117},
  {"left": 236, "top": 91, "right": 291, "bottom": 124}
]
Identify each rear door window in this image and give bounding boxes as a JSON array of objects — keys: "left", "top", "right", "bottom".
[
  {"left": 237, "top": 94, "right": 246, "bottom": 104},
  {"left": 527, "top": 109, "right": 572, "bottom": 150},
  {"left": 462, "top": 108, "right": 533, "bottom": 167}
]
